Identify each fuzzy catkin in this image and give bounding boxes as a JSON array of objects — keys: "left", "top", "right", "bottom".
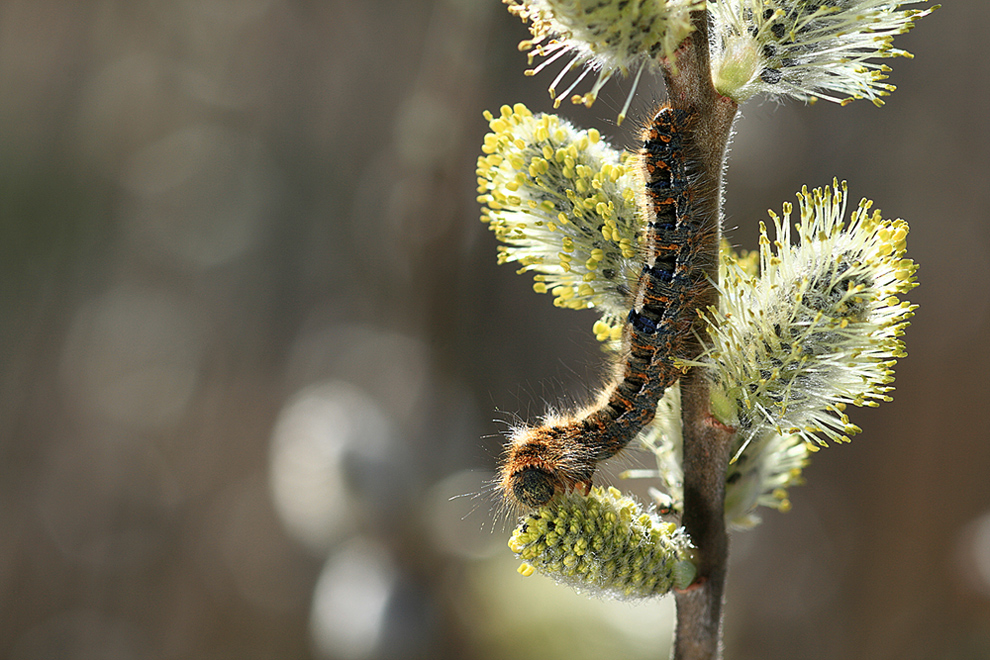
[{"left": 509, "top": 486, "right": 696, "bottom": 599}]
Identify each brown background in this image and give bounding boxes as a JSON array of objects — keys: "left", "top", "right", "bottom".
[{"left": 0, "top": 1, "right": 986, "bottom": 659}]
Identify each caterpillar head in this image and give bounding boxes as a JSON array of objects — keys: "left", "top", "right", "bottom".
[
  {"left": 499, "top": 423, "right": 595, "bottom": 509},
  {"left": 511, "top": 467, "right": 559, "bottom": 507}
]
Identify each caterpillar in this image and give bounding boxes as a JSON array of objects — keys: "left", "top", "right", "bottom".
[{"left": 498, "top": 106, "right": 709, "bottom": 509}]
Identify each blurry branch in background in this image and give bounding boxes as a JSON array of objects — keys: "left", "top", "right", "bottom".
[{"left": 476, "top": 1, "right": 933, "bottom": 658}]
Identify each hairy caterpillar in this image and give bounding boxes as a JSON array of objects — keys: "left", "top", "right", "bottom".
[{"left": 498, "top": 106, "right": 709, "bottom": 508}]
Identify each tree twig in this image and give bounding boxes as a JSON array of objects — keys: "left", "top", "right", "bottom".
[{"left": 659, "top": 9, "right": 738, "bottom": 660}]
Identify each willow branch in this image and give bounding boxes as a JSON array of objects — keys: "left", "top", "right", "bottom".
[{"left": 660, "top": 10, "right": 738, "bottom": 660}]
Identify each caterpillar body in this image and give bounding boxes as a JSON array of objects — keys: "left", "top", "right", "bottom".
[{"left": 499, "top": 106, "right": 708, "bottom": 508}]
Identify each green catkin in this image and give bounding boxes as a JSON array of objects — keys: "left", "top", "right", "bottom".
[
  {"left": 508, "top": 486, "right": 696, "bottom": 599},
  {"left": 705, "top": 180, "right": 918, "bottom": 450},
  {"left": 709, "top": 0, "right": 938, "bottom": 105},
  {"left": 503, "top": 0, "right": 703, "bottom": 121},
  {"left": 477, "top": 104, "right": 639, "bottom": 341}
]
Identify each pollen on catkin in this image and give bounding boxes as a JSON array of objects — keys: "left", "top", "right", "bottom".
[
  {"left": 478, "top": 104, "right": 640, "bottom": 339},
  {"left": 703, "top": 180, "right": 918, "bottom": 451},
  {"left": 508, "top": 486, "right": 697, "bottom": 599},
  {"left": 503, "top": 0, "right": 703, "bottom": 123},
  {"left": 623, "top": 183, "right": 916, "bottom": 529},
  {"left": 709, "top": 0, "right": 938, "bottom": 105}
]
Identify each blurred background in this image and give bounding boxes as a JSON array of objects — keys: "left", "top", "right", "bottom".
[{"left": 0, "top": 1, "right": 986, "bottom": 659}]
